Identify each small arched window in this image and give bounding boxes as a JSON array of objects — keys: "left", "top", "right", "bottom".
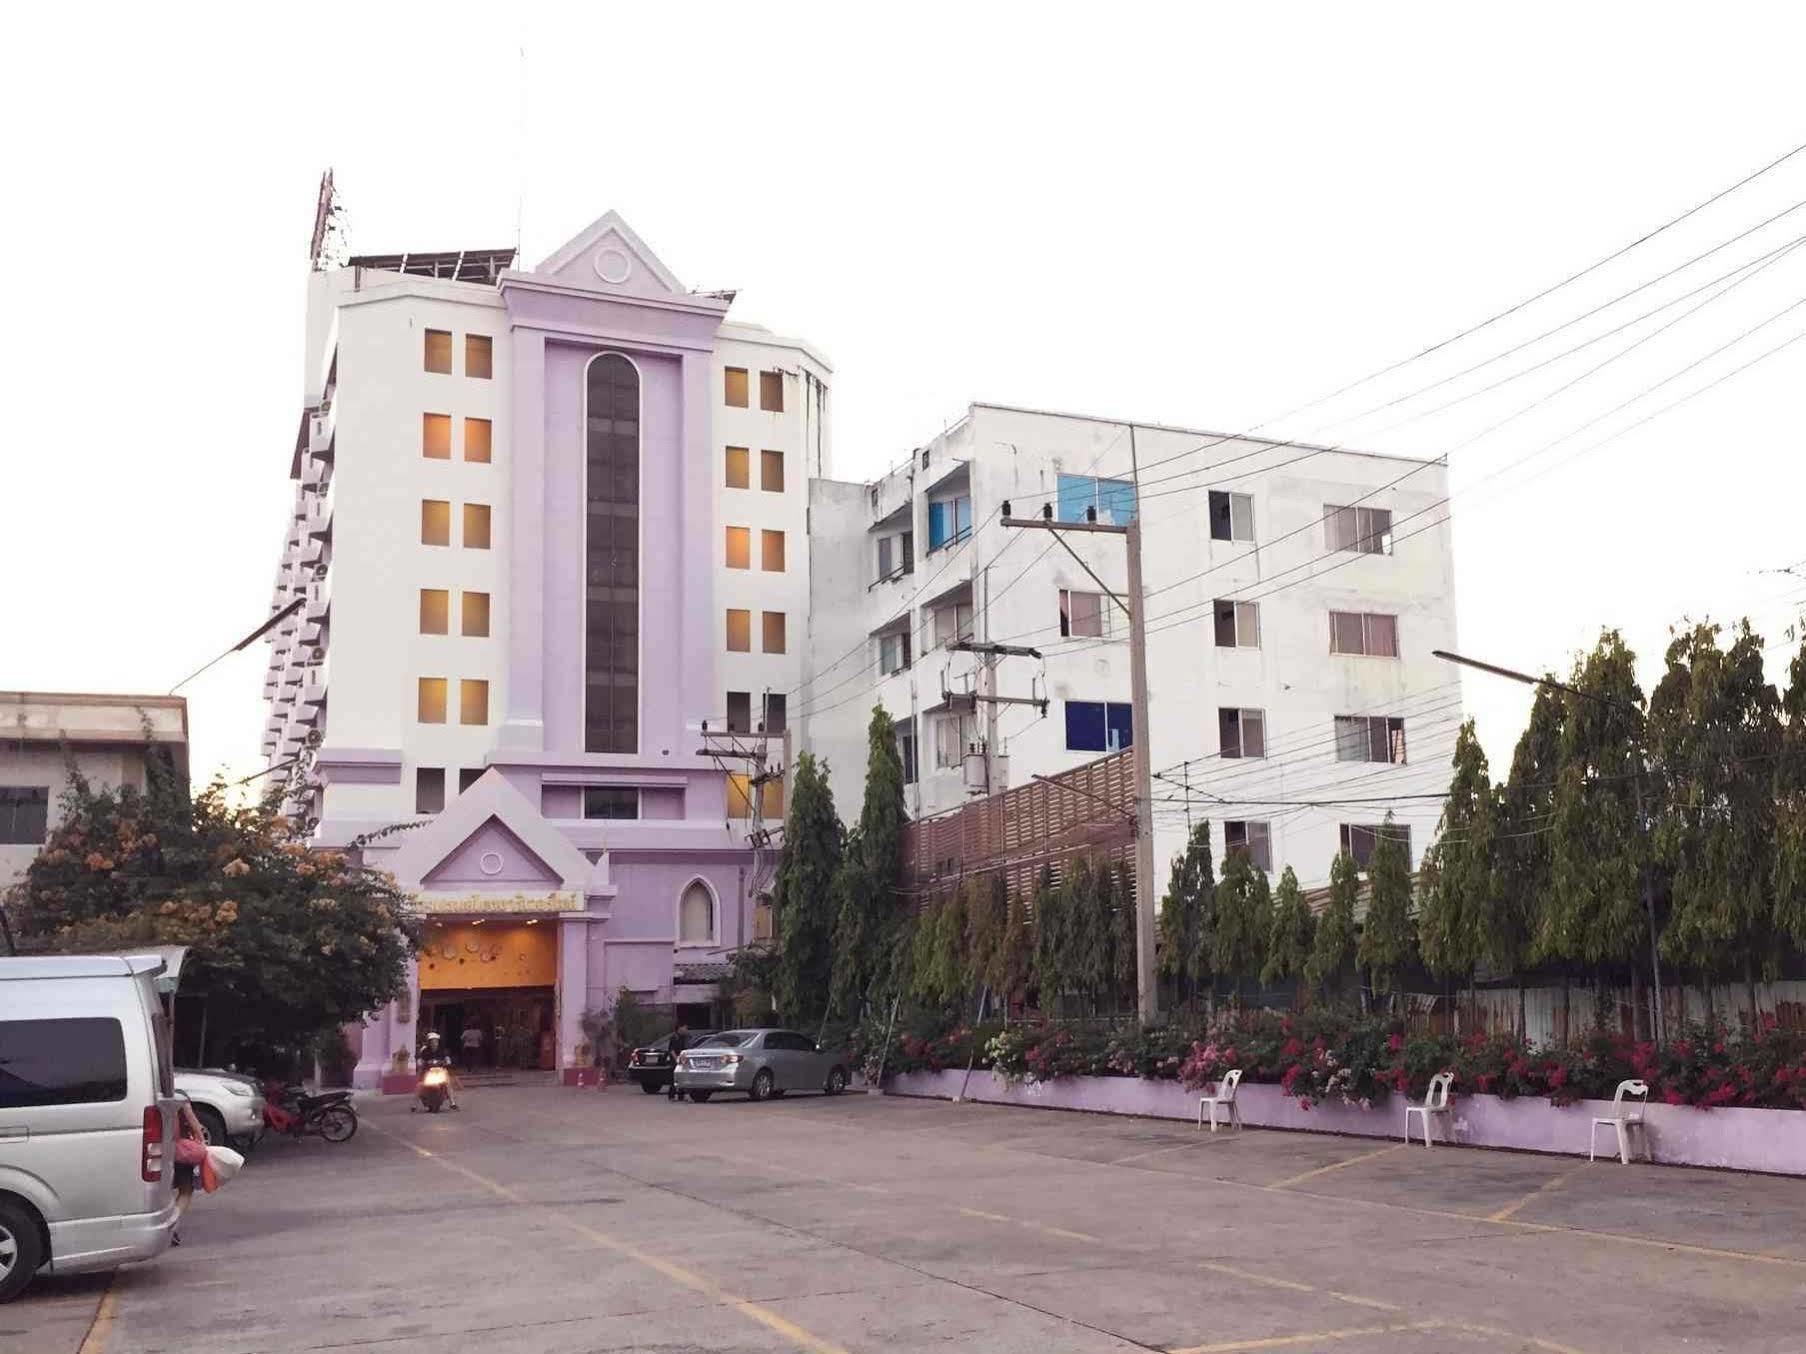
[{"left": 678, "top": 880, "right": 715, "bottom": 945}]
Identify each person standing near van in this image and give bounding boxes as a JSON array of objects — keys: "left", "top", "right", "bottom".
[{"left": 665, "top": 1021, "right": 690, "bottom": 1101}]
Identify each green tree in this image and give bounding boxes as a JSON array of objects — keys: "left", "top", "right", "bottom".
[
  {"left": 1650, "top": 621, "right": 1781, "bottom": 1006},
  {"left": 828, "top": 706, "right": 908, "bottom": 1015},
  {"left": 1417, "top": 721, "right": 1500, "bottom": 1007},
  {"left": 991, "top": 886, "right": 1036, "bottom": 1010},
  {"left": 1496, "top": 682, "right": 1565, "bottom": 1034},
  {"left": 1776, "top": 636, "right": 1806, "bottom": 947},
  {"left": 967, "top": 872, "right": 1008, "bottom": 1003},
  {"left": 1106, "top": 863, "right": 1137, "bottom": 1012},
  {"left": 1030, "top": 866, "right": 1067, "bottom": 1011},
  {"left": 1546, "top": 632, "right": 1648, "bottom": 999},
  {"left": 1357, "top": 814, "right": 1416, "bottom": 1003},
  {"left": 769, "top": 753, "right": 843, "bottom": 1023},
  {"left": 1211, "top": 851, "right": 1267, "bottom": 1003},
  {"left": 1260, "top": 866, "right": 1315, "bottom": 988},
  {"left": 1157, "top": 822, "right": 1214, "bottom": 1007},
  {"left": 11, "top": 760, "right": 419, "bottom": 1058},
  {"left": 1306, "top": 852, "right": 1359, "bottom": 1001}
]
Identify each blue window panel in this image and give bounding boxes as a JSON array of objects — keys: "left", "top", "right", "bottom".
[
  {"left": 928, "top": 500, "right": 949, "bottom": 549},
  {"left": 1056, "top": 474, "right": 1094, "bottom": 524},
  {"left": 1057, "top": 474, "right": 1139, "bottom": 524},
  {"left": 1097, "top": 478, "right": 1138, "bottom": 525},
  {"left": 1105, "top": 702, "right": 1134, "bottom": 750},
  {"left": 1065, "top": 700, "right": 1108, "bottom": 751},
  {"left": 928, "top": 496, "right": 972, "bottom": 550},
  {"left": 954, "top": 496, "right": 972, "bottom": 538}
]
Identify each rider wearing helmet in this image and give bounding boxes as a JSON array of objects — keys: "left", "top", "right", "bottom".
[{"left": 419, "top": 1030, "right": 459, "bottom": 1109}]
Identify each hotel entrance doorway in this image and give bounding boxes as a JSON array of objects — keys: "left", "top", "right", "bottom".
[{"left": 420, "top": 988, "right": 554, "bottom": 1070}]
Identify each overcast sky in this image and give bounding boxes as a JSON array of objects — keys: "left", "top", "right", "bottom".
[{"left": 3, "top": 4, "right": 1803, "bottom": 792}]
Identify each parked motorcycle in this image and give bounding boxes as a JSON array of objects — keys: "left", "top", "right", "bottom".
[{"left": 262, "top": 1082, "right": 359, "bottom": 1143}]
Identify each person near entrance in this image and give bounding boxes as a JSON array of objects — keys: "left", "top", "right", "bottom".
[
  {"left": 461, "top": 1020, "right": 485, "bottom": 1070},
  {"left": 666, "top": 1021, "right": 690, "bottom": 1101}
]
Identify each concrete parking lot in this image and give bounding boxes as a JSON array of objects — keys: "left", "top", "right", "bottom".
[{"left": 16, "top": 1081, "right": 1806, "bottom": 1353}]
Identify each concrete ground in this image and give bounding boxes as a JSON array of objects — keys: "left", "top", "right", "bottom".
[{"left": 16, "top": 1081, "right": 1806, "bottom": 1354}]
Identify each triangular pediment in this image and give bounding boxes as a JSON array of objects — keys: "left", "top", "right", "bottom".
[
  {"left": 423, "top": 817, "right": 560, "bottom": 888},
  {"left": 535, "top": 210, "right": 685, "bottom": 299}
]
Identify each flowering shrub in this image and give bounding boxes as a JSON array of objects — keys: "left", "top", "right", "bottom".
[{"left": 861, "top": 1005, "right": 1806, "bottom": 1113}]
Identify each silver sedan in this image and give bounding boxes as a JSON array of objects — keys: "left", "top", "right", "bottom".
[{"left": 672, "top": 1029, "right": 851, "bottom": 1103}]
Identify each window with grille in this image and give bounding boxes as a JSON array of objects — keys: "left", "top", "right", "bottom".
[{"left": 585, "top": 354, "right": 641, "bottom": 753}]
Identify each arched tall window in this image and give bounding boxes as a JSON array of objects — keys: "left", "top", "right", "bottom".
[
  {"left": 679, "top": 880, "right": 715, "bottom": 944},
  {"left": 585, "top": 354, "right": 640, "bottom": 752}
]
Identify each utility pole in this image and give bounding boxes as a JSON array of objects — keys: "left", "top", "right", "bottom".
[{"left": 1001, "top": 477, "right": 1158, "bottom": 1023}]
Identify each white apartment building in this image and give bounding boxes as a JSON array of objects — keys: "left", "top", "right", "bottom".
[{"left": 804, "top": 403, "right": 1462, "bottom": 893}]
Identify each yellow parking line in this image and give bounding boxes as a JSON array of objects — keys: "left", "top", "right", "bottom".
[
  {"left": 958, "top": 1206, "right": 1012, "bottom": 1223},
  {"left": 371, "top": 1123, "right": 852, "bottom": 1354},
  {"left": 75, "top": 1277, "right": 118, "bottom": 1354},
  {"left": 1490, "top": 1162, "right": 1589, "bottom": 1222},
  {"left": 1040, "top": 1225, "right": 1100, "bottom": 1242},
  {"left": 1326, "top": 1290, "right": 1403, "bottom": 1311},
  {"left": 1444, "top": 1320, "right": 1592, "bottom": 1354},
  {"left": 1198, "top": 1260, "right": 1315, "bottom": 1294},
  {"left": 1169, "top": 1319, "right": 1440, "bottom": 1352},
  {"left": 1266, "top": 1143, "right": 1406, "bottom": 1190}
]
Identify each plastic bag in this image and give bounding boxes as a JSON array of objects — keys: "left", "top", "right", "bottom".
[
  {"left": 206, "top": 1145, "right": 245, "bottom": 1185},
  {"left": 175, "top": 1136, "right": 209, "bottom": 1167}
]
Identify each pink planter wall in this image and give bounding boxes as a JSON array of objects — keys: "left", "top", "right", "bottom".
[{"left": 886, "top": 1070, "right": 1806, "bottom": 1175}]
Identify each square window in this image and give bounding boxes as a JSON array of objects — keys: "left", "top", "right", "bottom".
[
  {"left": 1225, "top": 820, "right": 1272, "bottom": 872},
  {"left": 1331, "top": 611, "right": 1366, "bottom": 655},
  {"left": 1208, "top": 490, "right": 1255, "bottom": 542},
  {"left": 461, "top": 591, "right": 490, "bottom": 637},
  {"left": 726, "top": 690, "right": 752, "bottom": 733},
  {"left": 725, "top": 446, "right": 750, "bottom": 489},
  {"left": 726, "top": 609, "right": 751, "bottom": 652},
  {"left": 761, "top": 449, "right": 784, "bottom": 492},
  {"left": 759, "top": 370, "right": 784, "bottom": 412},
  {"left": 936, "top": 713, "right": 976, "bottom": 769},
  {"left": 583, "top": 787, "right": 639, "bottom": 820},
  {"left": 417, "top": 678, "right": 448, "bottom": 724},
  {"left": 879, "top": 630, "right": 911, "bottom": 676},
  {"left": 761, "top": 529, "right": 785, "bottom": 572},
  {"left": 0, "top": 786, "right": 50, "bottom": 844},
  {"left": 422, "top": 413, "right": 452, "bottom": 459},
  {"left": 419, "top": 588, "right": 449, "bottom": 635},
  {"left": 1060, "top": 589, "right": 1107, "bottom": 639},
  {"left": 458, "top": 768, "right": 484, "bottom": 794},
  {"left": 459, "top": 678, "right": 489, "bottom": 726},
  {"left": 761, "top": 778, "right": 784, "bottom": 818},
  {"left": 726, "top": 773, "right": 754, "bottom": 818},
  {"left": 726, "top": 526, "right": 751, "bottom": 570},
  {"left": 1341, "top": 823, "right": 1410, "bottom": 869},
  {"left": 1213, "top": 600, "right": 1260, "bottom": 648},
  {"left": 934, "top": 602, "right": 973, "bottom": 649},
  {"left": 415, "top": 767, "right": 446, "bottom": 814},
  {"left": 424, "top": 329, "right": 452, "bottom": 374},
  {"left": 421, "top": 500, "right": 451, "bottom": 547},
  {"left": 465, "top": 334, "right": 493, "bottom": 379},
  {"left": 762, "top": 610, "right": 786, "bottom": 654},
  {"left": 725, "top": 367, "right": 749, "bottom": 407},
  {"left": 464, "top": 417, "right": 492, "bottom": 463},
  {"left": 1065, "top": 700, "right": 1134, "bottom": 752},
  {"left": 463, "top": 503, "right": 491, "bottom": 549}
]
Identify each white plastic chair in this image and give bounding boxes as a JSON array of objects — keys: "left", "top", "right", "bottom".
[
  {"left": 1589, "top": 1079, "right": 1652, "bottom": 1164},
  {"left": 1404, "top": 1071, "right": 1454, "bottom": 1146},
  {"left": 1197, "top": 1068, "right": 1243, "bottom": 1132}
]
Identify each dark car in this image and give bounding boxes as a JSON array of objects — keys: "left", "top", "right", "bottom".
[{"left": 626, "top": 1031, "right": 717, "bottom": 1093}]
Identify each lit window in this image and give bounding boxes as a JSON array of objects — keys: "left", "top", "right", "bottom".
[
  {"left": 1335, "top": 715, "right": 1407, "bottom": 764},
  {"left": 583, "top": 787, "right": 639, "bottom": 820},
  {"left": 421, "top": 500, "right": 451, "bottom": 547},
  {"left": 1225, "top": 820, "right": 1272, "bottom": 872},
  {"left": 422, "top": 413, "right": 452, "bottom": 460},
  {"left": 1329, "top": 611, "right": 1400, "bottom": 657},
  {"left": 417, "top": 678, "right": 448, "bottom": 724},
  {"left": 726, "top": 609, "right": 751, "bottom": 652},
  {"left": 761, "top": 529, "right": 785, "bottom": 572},
  {"left": 424, "top": 330, "right": 452, "bottom": 374},
  {"left": 762, "top": 611, "right": 786, "bottom": 654},
  {"left": 679, "top": 881, "right": 715, "bottom": 943},
  {"left": 1213, "top": 600, "right": 1261, "bottom": 648},
  {"left": 415, "top": 768, "right": 446, "bottom": 814},
  {"left": 1057, "top": 473, "right": 1137, "bottom": 525},
  {"left": 463, "top": 503, "right": 491, "bottom": 549},
  {"left": 1327, "top": 505, "right": 1393, "bottom": 555},
  {"left": 759, "top": 370, "right": 784, "bottom": 412},
  {"left": 761, "top": 778, "right": 783, "bottom": 818},
  {"left": 1059, "top": 589, "right": 1109, "bottom": 639},
  {"left": 725, "top": 526, "right": 751, "bottom": 570},
  {"left": 726, "top": 691, "right": 751, "bottom": 733},
  {"left": 724, "top": 367, "right": 749, "bottom": 407},
  {"left": 1209, "top": 490, "right": 1255, "bottom": 543},
  {"left": 464, "top": 417, "right": 492, "bottom": 463},
  {"left": 761, "top": 449, "right": 784, "bottom": 492},
  {"left": 461, "top": 591, "right": 491, "bottom": 637},
  {"left": 726, "top": 773, "right": 754, "bottom": 818},
  {"left": 725, "top": 446, "right": 750, "bottom": 489},
  {"left": 1065, "top": 700, "right": 1133, "bottom": 752},
  {"left": 459, "top": 679, "right": 489, "bottom": 726},
  {"left": 419, "top": 589, "right": 450, "bottom": 635},
  {"left": 465, "top": 334, "right": 493, "bottom": 379},
  {"left": 1341, "top": 822, "right": 1412, "bottom": 869},
  {"left": 1218, "top": 708, "right": 1266, "bottom": 759}
]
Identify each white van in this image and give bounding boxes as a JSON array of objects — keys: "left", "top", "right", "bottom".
[{"left": 0, "top": 954, "right": 183, "bottom": 1302}]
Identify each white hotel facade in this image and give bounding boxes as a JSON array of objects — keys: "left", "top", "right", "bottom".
[{"left": 262, "top": 200, "right": 1458, "bottom": 1080}]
